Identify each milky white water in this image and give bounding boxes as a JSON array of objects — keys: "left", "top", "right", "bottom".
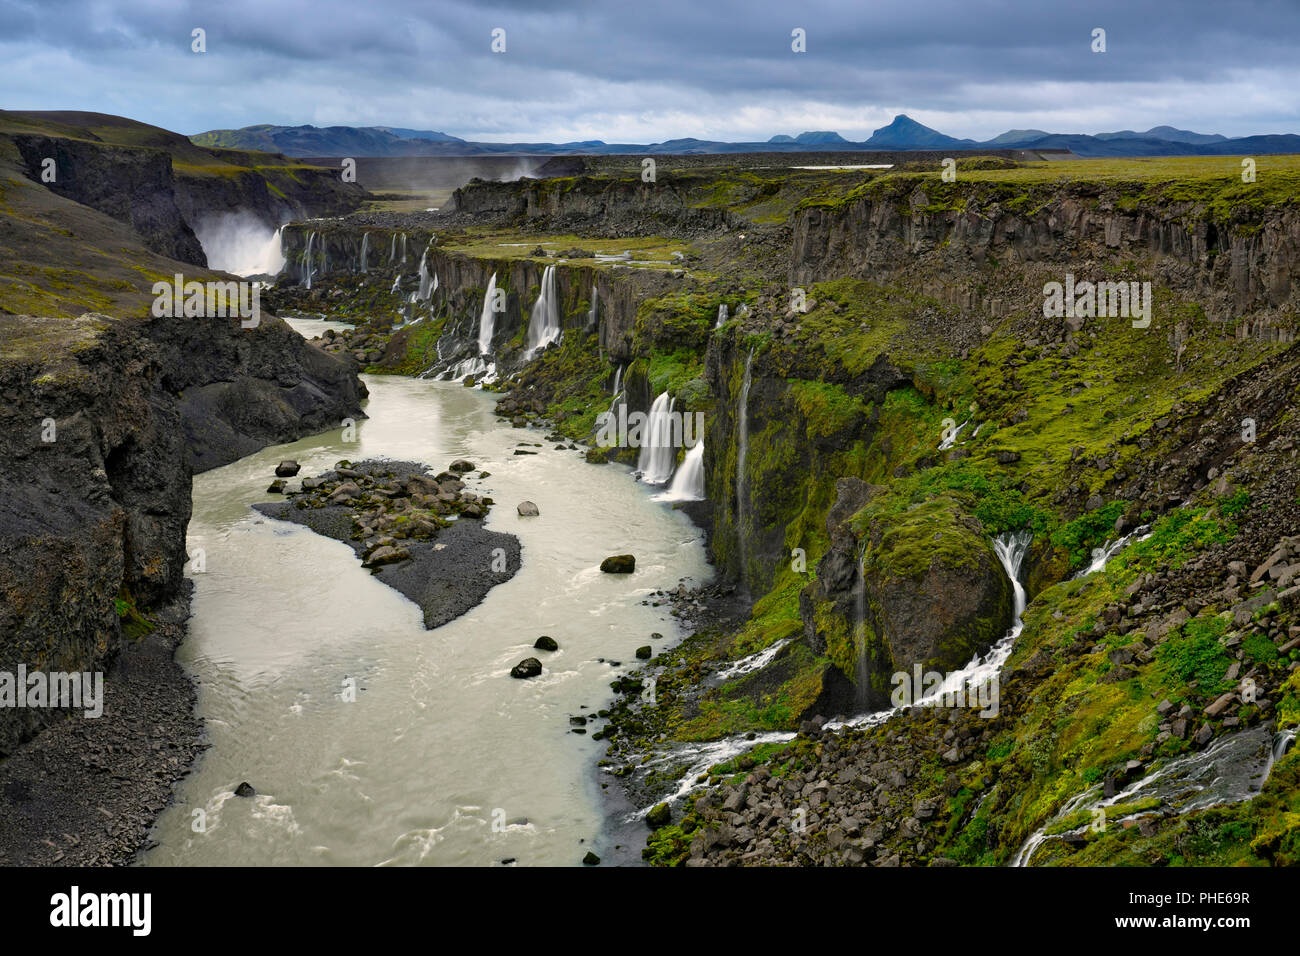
[{"left": 143, "top": 366, "right": 711, "bottom": 866}]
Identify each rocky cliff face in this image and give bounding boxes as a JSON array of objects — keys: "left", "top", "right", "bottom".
[
  {"left": 11, "top": 134, "right": 206, "bottom": 265},
  {"left": 790, "top": 179, "right": 1300, "bottom": 323},
  {"left": 446, "top": 176, "right": 743, "bottom": 237},
  {"left": 7, "top": 129, "right": 365, "bottom": 270},
  {"left": 0, "top": 312, "right": 366, "bottom": 753}
]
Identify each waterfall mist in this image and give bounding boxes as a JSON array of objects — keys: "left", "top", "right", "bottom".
[{"left": 194, "top": 212, "right": 285, "bottom": 277}]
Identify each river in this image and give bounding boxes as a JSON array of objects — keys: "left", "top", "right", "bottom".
[{"left": 143, "top": 345, "right": 711, "bottom": 866}]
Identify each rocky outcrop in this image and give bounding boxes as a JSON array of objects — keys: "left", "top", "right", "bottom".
[
  {"left": 144, "top": 313, "right": 368, "bottom": 472},
  {"left": 11, "top": 133, "right": 206, "bottom": 265},
  {"left": 0, "top": 312, "right": 366, "bottom": 753}
]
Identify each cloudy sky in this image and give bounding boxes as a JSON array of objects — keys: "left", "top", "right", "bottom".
[{"left": 3, "top": 0, "right": 1299, "bottom": 142}]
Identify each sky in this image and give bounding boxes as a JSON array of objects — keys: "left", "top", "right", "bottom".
[{"left": 2, "top": 0, "right": 1299, "bottom": 143}]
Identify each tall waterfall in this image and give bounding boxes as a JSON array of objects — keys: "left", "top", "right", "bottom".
[
  {"left": 359, "top": 233, "right": 369, "bottom": 273},
  {"left": 303, "top": 231, "right": 317, "bottom": 290},
  {"left": 400, "top": 233, "right": 408, "bottom": 264},
  {"left": 637, "top": 391, "right": 678, "bottom": 485},
  {"left": 388, "top": 234, "right": 397, "bottom": 266},
  {"left": 654, "top": 440, "right": 705, "bottom": 502},
  {"left": 415, "top": 250, "right": 435, "bottom": 301},
  {"left": 736, "top": 348, "right": 755, "bottom": 539},
  {"left": 525, "top": 265, "right": 561, "bottom": 358},
  {"left": 478, "top": 274, "right": 498, "bottom": 356},
  {"left": 715, "top": 303, "right": 728, "bottom": 329},
  {"left": 587, "top": 285, "right": 599, "bottom": 329}
]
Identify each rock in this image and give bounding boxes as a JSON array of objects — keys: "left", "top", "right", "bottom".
[
  {"left": 585, "top": 447, "right": 608, "bottom": 464},
  {"left": 328, "top": 481, "right": 360, "bottom": 503},
  {"left": 275, "top": 460, "right": 300, "bottom": 477},
  {"left": 600, "top": 554, "right": 636, "bottom": 574},
  {"left": 511, "top": 658, "right": 543, "bottom": 679},
  {"left": 1193, "top": 723, "right": 1214, "bottom": 746},
  {"left": 534, "top": 636, "right": 558, "bottom": 651},
  {"left": 266, "top": 479, "right": 286, "bottom": 494},
  {"left": 517, "top": 501, "right": 540, "bottom": 517},
  {"left": 234, "top": 782, "right": 255, "bottom": 798},
  {"left": 449, "top": 460, "right": 475, "bottom": 472},
  {"left": 1205, "top": 691, "right": 1236, "bottom": 717},
  {"left": 363, "top": 545, "right": 410, "bottom": 568},
  {"left": 646, "top": 803, "right": 672, "bottom": 828},
  {"left": 582, "top": 851, "right": 600, "bottom": 865},
  {"left": 635, "top": 645, "right": 652, "bottom": 660}
]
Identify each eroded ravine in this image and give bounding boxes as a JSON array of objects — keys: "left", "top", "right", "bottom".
[{"left": 143, "top": 370, "right": 711, "bottom": 866}]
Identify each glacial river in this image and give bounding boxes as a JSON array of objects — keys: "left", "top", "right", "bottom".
[{"left": 143, "top": 340, "right": 711, "bottom": 866}]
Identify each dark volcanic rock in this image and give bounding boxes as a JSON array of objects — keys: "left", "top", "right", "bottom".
[
  {"left": 600, "top": 554, "right": 636, "bottom": 574},
  {"left": 534, "top": 636, "right": 559, "bottom": 651},
  {"left": 511, "top": 658, "right": 543, "bottom": 679}
]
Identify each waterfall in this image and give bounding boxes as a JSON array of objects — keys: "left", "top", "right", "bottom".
[
  {"left": 416, "top": 250, "right": 434, "bottom": 300},
  {"left": 400, "top": 233, "right": 408, "bottom": 265},
  {"left": 525, "top": 265, "right": 561, "bottom": 358},
  {"left": 303, "top": 231, "right": 317, "bottom": 290},
  {"left": 637, "top": 391, "right": 678, "bottom": 485},
  {"left": 715, "top": 635, "right": 791, "bottom": 680},
  {"left": 611, "top": 364, "right": 623, "bottom": 398},
  {"left": 1075, "top": 526, "right": 1153, "bottom": 578},
  {"left": 390, "top": 275, "right": 402, "bottom": 294},
  {"left": 736, "top": 348, "right": 755, "bottom": 541},
  {"left": 388, "top": 234, "right": 397, "bottom": 266},
  {"left": 478, "top": 274, "right": 498, "bottom": 356},
  {"left": 632, "top": 529, "right": 1036, "bottom": 817},
  {"left": 587, "top": 285, "right": 599, "bottom": 329},
  {"left": 654, "top": 440, "right": 705, "bottom": 502},
  {"left": 1012, "top": 721, "right": 1285, "bottom": 866},
  {"left": 854, "top": 545, "right": 869, "bottom": 710},
  {"left": 715, "top": 303, "right": 728, "bottom": 329},
  {"left": 359, "top": 233, "right": 369, "bottom": 273},
  {"left": 938, "top": 419, "right": 969, "bottom": 451}
]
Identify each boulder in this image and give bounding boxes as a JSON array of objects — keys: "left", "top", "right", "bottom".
[
  {"left": 363, "top": 546, "right": 410, "bottom": 568},
  {"left": 234, "top": 782, "right": 256, "bottom": 798},
  {"left": 600, "top": 554, "right": 636, "bottom": 574},
  {"left": 266, "top": 479, "right": 286, "bottom": 494},
  {"left": 517, "top": 501, "right": 540, "bottom": 517},
  {"left": 646, "top": 803, "right": 672, "bottom": 829},
  {"left": 449, "top": 459, "right": 476, "bottom": 472},
  {"left": 511, "top": 658, "right": 543, "bottom": 679},
  {"left": 635, "top": 645, "right": 652, "bottom": 660},
  {"left": 275, "top": 460, "right": 301, "bottom": 477},
  {"left": 534, "top": 636, "right": 559, "bottom": 651}
]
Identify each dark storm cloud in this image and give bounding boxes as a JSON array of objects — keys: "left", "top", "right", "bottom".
[{"left": 1, "top": 0, "right": 1297, "bottom": 140}]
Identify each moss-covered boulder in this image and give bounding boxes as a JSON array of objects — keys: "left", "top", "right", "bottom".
[{"left": 804, "top": 494, "right": 1013, "bottom": 709}]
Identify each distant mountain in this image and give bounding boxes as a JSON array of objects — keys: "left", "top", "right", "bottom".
[
  {"left": 866, "top": 115, "right": 976, "bottom": 148},
  {"left": 376, "top": 127, "right": 466, "bottom": 143},
  {"left": 1095, "top": 126, "right": 1227, "bottom": 145},
  {"left": 193, "top": 124, "right": 465, "bottom": 156},
  {"left": 981, "top": 128, "right": 1051, "bottom": 146},
  {"left": 191, "top": 114, "right": 1300, "bottom": 158},
  {"left": 794, "top": 130, "right": 850, "bottom": 145}
]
